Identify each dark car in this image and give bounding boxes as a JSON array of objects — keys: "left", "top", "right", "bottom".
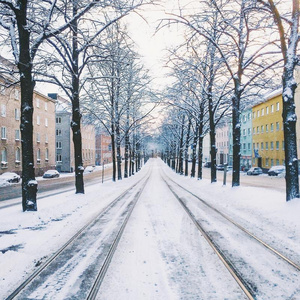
[
  {"left": 247, "top": 167, "right": 263, "bottom": 175},
  {"left": 43, "top": 170, "right": 60, "bottom": 178},
  {"left": 268, "top": 166, "right": 285, "bottom": 176},
  {"left": 0, "top": 172, "right": 21, "bottom": 183},
  {"left": 216, "top": 164, "right": 225, "bottom": 171},
  {"left": 204, "top": 162, "right": 211, "bottom": 168}
]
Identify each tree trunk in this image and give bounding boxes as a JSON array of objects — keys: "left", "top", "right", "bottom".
[
  {"left": 197, "top": 119, "right": 204, "bottom": 180},
  {"left": 232, "top": 80, "right": 241, "bottom": 187},
  {"left": 184, "top": 117, "right": 191, "bottom": 176},
  {"left": 191, "top": 122, "right": 199, "bottom": 178},
  {"left": 16, "top": 2, "right": 38, "bottom": 211},
  {"left": 282, "top": 68, "right": 299, "bottom": 200},
  {"left": 179, "top": 115, "right": 185, "bottom": 175}
]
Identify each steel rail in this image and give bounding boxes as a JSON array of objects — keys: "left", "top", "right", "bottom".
[
  {"left": 162, "top": 177, "right": 256, "bottom": 300},
  {"left": 86, "top": 175, "right": 150, "bottom": 300},
  {"left": 163, "top": 170, "right": 300, "bottom": 272},
  {"left": 5, "top": 170, "right": 150, "bottom": 300}
]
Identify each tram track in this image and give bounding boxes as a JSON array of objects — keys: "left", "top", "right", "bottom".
[
  {"left": 161, "top": 169, "right": 300, "bottom": 299},
  {"left": 5, "top": 171, "right": 150, "bottom": 300}
]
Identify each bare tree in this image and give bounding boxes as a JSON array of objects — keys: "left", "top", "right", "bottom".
[
  {"left": 257, "top": 0, "right": 300, "bottom": 201},
  {"left": 0, "top": 0, "right": 108, "bottom": 210}
]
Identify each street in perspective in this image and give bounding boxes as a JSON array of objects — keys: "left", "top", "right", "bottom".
[{"left": 0, "top": 0, "right": 300, "bottom": 299}]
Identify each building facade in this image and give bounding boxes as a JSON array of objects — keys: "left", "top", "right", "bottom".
[
  {"left": 53, "top": 96, "right": 96, "bottom": 172},
  {"left": 95, "top": 133, "right": 112, "bottom": 165},
  {"left": 82, "top": 124, "right": 96, "bottom": 167},
  {"left": 240, "top": 108, "right": 252, "bottom": 170},
  {"left": 216, "top": 123, "right": 229, "bottom": 165},
  {"left": 0, "top": 81, "right": 56, "bottom": 176},
  {"left": 252, "top": 90, "right": 285, "bottom": 170}
]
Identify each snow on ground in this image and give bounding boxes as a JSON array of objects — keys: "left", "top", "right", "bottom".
[{"left": 0, "top": 158, "right": 299, "bottom": 299}]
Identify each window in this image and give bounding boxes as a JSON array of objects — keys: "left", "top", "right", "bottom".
[
  {"left": 276, "top": 141, "right": 279, "bottom": 150},
  {"left": 14, "top": 89, "right": 19, "bottom": 100},
  {"left": 1, "top": 104, "right": 6, "bottom": 117},
  {"left": 56, "top": 154, "right": 62, "bottom": 162},
  {"left": 276, "top": 159, "right": 279, "bottom": 165},
  {"left": 248, "top": 113, "right": 251, "bottom": 120},
  {"left": 37, "top": 148, "right": 41, "bottom": 163},
  {"left": 266, "top": 124, "right": 268, "bottom": 132},
  {"left": 257, "top": 110, "right": 260, "bottom": 117},
  {"left": 243, "top": 115, "right": 246, "bottom": 122},
  {"left": 266, "top": 158, "right": 269, "bottom": 166},
  {"left": 270, "top": 123, "right": 274, "bottom": 132},
  {"left": 276, "top": 122, "right": 279, "bottom": 131},
  {"left": 248, "top": 128, "right": 251, "bottom": 135},
  {"left": 282, "top": 141, "right": 285, "bottom": 150},
  {"left": 36, "top": 98, "right": 40, "bottom": 108},
  {"left": 37, "top": 132, "right": 40, "bottom": 143},
  {"left": 37, "top": 115, "right": 40, "bottom": 125},
  {"left": 261, "top": 142, "right": 264, "bottom": 150},
  {"left": 45, "top": 102, "right": 48, "bottom": 111},
  {"left": 271, "top": 104, "right": 274, "bottom": 113},
  {"left": 271, "top": 141, "right": 274, "bottom": 150},
  {"left": 15, "top": 129, "right": 20, "bottom": 140},
  {"left": 266, "top": 142, "right": 269, "bottom": 150},
  {"left": 276, "top": 102, "right": 280, "bottom": 111},
  {"left": 261, "top": 108, "right": 264, "bottom": 116},
  {"left": 243, "top": 129, "right": 246, "bottom": 136},
  {"left": 56, "top": 129, "right": 62, "bottom": 136},
  {"left": 1, "top": 148, "right": 7, "bottom": 164},
  {"left": 243, "top": 143, "right": 246, "bottom": 150},
  {"left": 266, "top": 106, "right": 269, "bottom": 114},
  {"left": 257, "top": 126, "right": 259, "bottom": 134},
  {"left": 15, "top": 147, "right": 21, "bottom": 162},
  {"left": 261, "top": 125, "right": 264, "bottom": 133},
  {"left": 15, "top": 108, "right": 20, "bottom": 120},
  {"left": 45, "top": 134, "right": 48, "bottom": 144},
  {"left": 45, "top": 118, "right": 48, "bottom": 127},
  {"left": 253, "top": 111, "right": 256, "bottom": 119},
  {"left": 56, "top": 117, "right": 61, "bottom": 124},
  {"left": 45, "top": 148, "right": 49, "bottom": 161},
  {"left": 56, "top": 141, "right": 62, "bottom": 149},
  {"left": 248, "top": 143, "right": 251, "bottom": 150},
  {"left": 271, "top": 159, "right": 274, "bottom": 166},
  {"left": 1, "top": 126, "right": 7, "bottom": 139}
]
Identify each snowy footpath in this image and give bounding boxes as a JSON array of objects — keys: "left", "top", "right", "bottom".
[{"left": 0, "top": 158, "right": 299, "bottom": 299}]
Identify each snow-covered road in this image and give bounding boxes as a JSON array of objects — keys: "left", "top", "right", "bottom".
[{"left": 0, "top": 158, "right": 299, "bottom": 299}]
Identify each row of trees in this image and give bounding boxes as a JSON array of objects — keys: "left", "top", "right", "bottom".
[
  {"left": 159, "top": 0, "right": 299, "bottom": 201},
  {"left": 0, "top": 0, "right": 153, "bottom": 211}
]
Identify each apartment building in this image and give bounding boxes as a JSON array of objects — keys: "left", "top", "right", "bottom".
[
  {"left": 82, "top": 124, "right": 96, "bottom": 167},
  {"left": 240, "top": 108, "right": 252, "bottom": 169},
  {"left": 0, "top": 79, "right": 56, "bottom": 176},
  {"left": 50, "top": 94, "right": 96, "bottom": 172},
  {"left": 95, "top": 133, "right": 112, "bottom": 165},
  {"left": 216, "top": 123, "right": 229, "bottom": 165},
  {"left": 252, "top": 90, "right": 285, "bottom": 169}
]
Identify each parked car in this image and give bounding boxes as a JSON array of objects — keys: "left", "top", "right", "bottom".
[
  {"left": 204, "top": 162, "right": 211, "bottom": 168},
  {"left": 268, "top": 165, "right": 286, "bottom": 176},
  {"left": 0, "top": 172, "right": 21, "bottom": 183},
  {"left": 84, "top": 166, "right": 95, "bottom": 173},
  {"left": 43, "top": 170, "right": 60, "bottom": 178},
  {"left": 216, "top": 164, "right": 225, "bottom": 171},
  {"left": 226, "top": 165, "right": 233, "bottom": 172},
  {"left": 247, "top": 167, "right": 263, "bottom": 175}
]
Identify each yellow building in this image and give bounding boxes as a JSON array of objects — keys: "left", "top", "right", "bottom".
[{"left": 252, "top": 90, "right": 285, "bottom": 169}]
